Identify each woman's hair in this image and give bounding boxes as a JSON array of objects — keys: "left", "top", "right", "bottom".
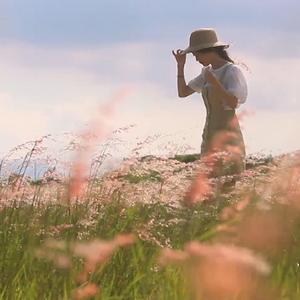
[
  {"left": 196, "top": 46, "right": 234, "bottom": 63},
  {"left": 196, "top": 46, "right": 250, "bottom": 71}
]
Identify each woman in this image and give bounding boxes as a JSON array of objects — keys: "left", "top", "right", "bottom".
[{"left": 172, "top": 28, "right": 248, "bottom": 178}]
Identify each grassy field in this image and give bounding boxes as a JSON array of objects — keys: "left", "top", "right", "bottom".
[
  {"left": 1, "top": 151, "right": 300, "bottom": 299},
  {"left": 0, "top": 191, "right": 229, "bottom": 299}
]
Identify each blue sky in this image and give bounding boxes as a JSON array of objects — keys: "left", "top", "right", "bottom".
[
  {"left": 2, "top": 0, "right": 298, "bottom": 46},
  {"left": 0, "top": 0, "right": 299, "bottom": 159}
]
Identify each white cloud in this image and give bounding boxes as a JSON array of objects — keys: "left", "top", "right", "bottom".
[
  {"left": 0, "top": 93, "right": 48, "bottom": 152},
  {"left": 0, "top": 39, "right": 299, "bottom": 158},
  {"left": 242, "top": 109, "right": 300, "bottom": 155}
]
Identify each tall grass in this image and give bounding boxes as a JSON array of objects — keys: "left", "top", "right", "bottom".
[
  {"left": 0, "top": 187, "right": 233, "bottom": 299},
  {"left": 1, "top": 101, "right": 300, "bottom": 299}
]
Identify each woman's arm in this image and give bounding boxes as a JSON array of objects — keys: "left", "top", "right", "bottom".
[
  {"left": 172, "top": 50, "right": 195, "bottom": 98},
  {"left": 177, "top": 64, "right": 195, "bottom": 97},
  {"left": 205, "top": 70, "right": 238, "bottom": 109},
  {"left": 213, "top": 79, "right": 238, "bottom": 109}
]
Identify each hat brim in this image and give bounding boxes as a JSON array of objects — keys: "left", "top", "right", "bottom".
[{"left": 182, "top": 42, "right": 230, "bottom": 54}]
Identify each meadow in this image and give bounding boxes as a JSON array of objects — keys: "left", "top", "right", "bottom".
[{"left": 1, "top": 129, "right": 300, "bottom": 300}]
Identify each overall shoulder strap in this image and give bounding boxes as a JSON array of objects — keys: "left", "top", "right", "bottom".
[{"left": 221, "top": 62, "right": 232, "bottom": 82}]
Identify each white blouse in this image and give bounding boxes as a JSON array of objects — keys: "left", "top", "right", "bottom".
[{"left": 187, "top": 62, "right": 248, "bottom": 110}]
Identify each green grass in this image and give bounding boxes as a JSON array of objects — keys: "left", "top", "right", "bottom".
[
  {"left": 1, "top": 186, "right": 300, "bottom": 299},
  {"left": 0, "top": 191, "right": 232, "bottom": 300},
  {"left": 169, "top": 153, "right": 201, "bottom": 163},
  {"left": 121, "top": 170, "right": 163, "bottom": 184}
]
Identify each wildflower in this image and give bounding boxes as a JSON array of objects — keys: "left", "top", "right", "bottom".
[
  {"left": 73, "top": 239, "right": 118, "bottom": 271},
  {"left": 184, "top": 241, "right": 271, "bottom": 275},
  {"left": 158, "top": 247, "right": 189, "bottom": 266},
  {"left": 113, "top": 233, "right": 136, "bottom": 247},
  {"left": 72, "top": 234, "right": 136, "bottom": 274},
  {"left": 67, "top": 87, "right": 134, "bottom": 200},
  {"left": 184, "top": 172, "right": 212, "bottom": 204},
  {"left": 73, "top": 283, "right": 100, "bottom": 300}
]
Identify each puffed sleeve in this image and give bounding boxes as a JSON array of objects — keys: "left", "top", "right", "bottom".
[
  {"left": 224, "top": 65, "right": 248, "bottom": 108},
  {"left": 187, "top": 67, "right": 206, "bottom": 93}
]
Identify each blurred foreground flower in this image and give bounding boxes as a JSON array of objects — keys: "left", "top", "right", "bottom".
[
  {"left": 159, "top": 241, "right": 275, "bottom": 300},
  {"left": 72, "top": 283, "right": 100, "bottom": 300},
  {"left": 184, "top": 123, "right": 247, "bottom": 205},
  {"left": 73, "top": 233, "right": 136, "bottom": 276},
  {"left": 67, "top": 87, "right": 134, "bottom": 201},
  {"left": 35, "top": 233, "right": 136, "bottom": 298}
]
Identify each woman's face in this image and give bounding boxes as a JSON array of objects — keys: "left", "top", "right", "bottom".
[{"left": 192, "top": 49, "right": 214, "bottom": 66}]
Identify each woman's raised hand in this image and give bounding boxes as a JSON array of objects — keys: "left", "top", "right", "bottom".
[{"left": 172, "top": 49, "right": 186, "bottom": 66}]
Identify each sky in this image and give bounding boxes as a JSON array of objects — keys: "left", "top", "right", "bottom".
[{"left": 0, "top": 0, "right": 299, "bottom": 162}]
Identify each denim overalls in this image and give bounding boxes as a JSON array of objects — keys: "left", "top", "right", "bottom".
[{"left": 200, "top": 63, "right": 246, "bottom": 176}]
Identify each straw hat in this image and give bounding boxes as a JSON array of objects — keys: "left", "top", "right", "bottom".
[{"left": 182, "top": 28, "right": 230, "bottom": 54}]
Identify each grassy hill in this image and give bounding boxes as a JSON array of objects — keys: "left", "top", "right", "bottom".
[{"left": 1, "top": 150, "right": 300, "bottom": 299}]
